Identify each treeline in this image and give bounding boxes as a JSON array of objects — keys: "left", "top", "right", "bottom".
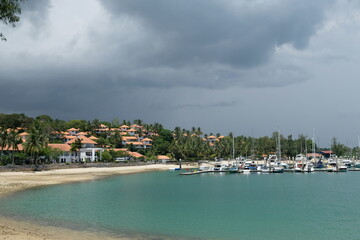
[{"left": 0, "top": 113, "right": 358, "bottom": 163}]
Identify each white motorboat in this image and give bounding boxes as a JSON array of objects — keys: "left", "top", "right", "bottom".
[
  {"left": 243, "top": 161, "right": 258, "bottom": 174},
  {"left": 302, "top": 162, "right": 314, "bottom": 172},
  {"left": 295, "top": 154, "right": 307, "bottom": 162}
]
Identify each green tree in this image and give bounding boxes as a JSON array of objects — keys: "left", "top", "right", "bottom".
[
  {"left": 133, "top": 119, "right": 143, "bottom": 125},
  {"left": 7, "top": 129, "right": 21, "bottom": 165},
  {"left": 0, "top": 113, "right": 33, "bottom": 128},
  {"left": 101, "top": 150, "right": 113, "bottom": 162},
  {"left": 108, "top": 130, "right": 122, "bottom": 148},
  {"left": 127, "top": 143, "right": 136, "bottom": 152},
  {"left": 111, "top": 118, "right": 120, "bottom": 128},
  {"left": 66, "top": 120, "right": 87, "bottom": 131},
  {"left": 173, "top": 126, "right": 182, "bottom": 139},
  {"left": 42, "top": 147, "right": 63, "bottom": 163},
  {"left": 0, "top": 127, "right": 8, "bottom": 160},
  {"left": 70, "top": 138, "right": 82, "bottom": 162},
  {"left": 96, "top": 137, "right": 107, "bottom": 148},
  {"left": 0, "top": 0, "right": 25, "bottom": 41},
  {"left": 23, "top": 120, "right": 49, "bottom": 165},
  {"left": 331, "top": 137, "right": 350, "bottom": 157}
]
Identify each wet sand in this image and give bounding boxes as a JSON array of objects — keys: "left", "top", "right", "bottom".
[{"left": 0, "top": 164, "right": 190, "bottom": 240}]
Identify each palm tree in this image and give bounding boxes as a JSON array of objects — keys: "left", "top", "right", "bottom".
[
  {"left": 0, "top": 127, "right": 8, "bottom": 159},
  {"left": 133, "top": 119, "right": 143, "bottom": 125},
  {"left": 153, "top": 122, "right": 163, "bottom": 133},
  {"left": 0, "top": 127, "right": 9, "bottom": 165},
  {"left": 7, "top": 129, "right": 21, "bottom": 165},
  {"left": 191, "top": 126, "right": 196, "bottom": 135},
  {"left": 70, "top": 138, "right": 83, "bottom": 162},
  {"left": 196, "top": 127, "right": 203, "bottom": 137},
  {"left": 173, "top": 126, "right": 182, "bottom": 139},
  {"left": 23, "top": 120, "right": 49, "bottom": 166}
]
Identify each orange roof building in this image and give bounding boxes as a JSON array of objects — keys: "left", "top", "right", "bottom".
[
  {"left": 48, "top": 143, "right": 71, "bottom": 152},
  {"left": 157, "top": 155, "right": 170, "bottom": 160},
  {"left": 66, "top": 136, "right": 97, "bottom": 145}
]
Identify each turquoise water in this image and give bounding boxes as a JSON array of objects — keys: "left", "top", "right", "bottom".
[{"left": 1, "top": 171, "right": 360, "bottom": 239}]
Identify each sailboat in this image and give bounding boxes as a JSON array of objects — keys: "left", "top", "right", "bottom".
[
  {"left": 271, "top": 129, "right": 284, "bottom": 173},
  {"left": 336, "top": 158, "right": 348, "bottom": 172},
  {"left": 301, "top": 129, "right": 315, "bottom": 172},
  {"left": 294, "top": 139, "right": 307, "bottom": 172},
  {"left": 260, "top": 155, "right": 270, "bottom": 173},
  {"left": 355, "top": 133, "right": 360, "bottom": 168},
  {"left": 228, "top": 137, "right": 240, "bottom": 173}
]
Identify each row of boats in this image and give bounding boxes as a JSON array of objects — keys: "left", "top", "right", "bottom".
[{"left": 198, "top": 154, "right": 357, "bottom": 174}]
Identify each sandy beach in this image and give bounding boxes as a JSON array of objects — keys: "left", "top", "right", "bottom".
[{"left": 0, "top": 164, "right": 190, "bottom": 240}]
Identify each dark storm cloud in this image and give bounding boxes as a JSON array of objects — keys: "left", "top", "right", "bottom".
[
  {"left": 150, "top": 100, "right": 240, "bottom": 111},
  {"left": 176, "top": 100, "right": 240, "bottom": 109},
  {"left": 0, "top": 67, "right": 123, "bottom": 118},
  {"left": 0, "top": 0, "right": 338, "bottom": 121},
  {"left": 99, "top": 0, "right": 334, "bottom": 68}
]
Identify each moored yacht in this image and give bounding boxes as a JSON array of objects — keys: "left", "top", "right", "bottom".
[
  {"left": 243, "top": 161, "right": 258, "bottom": 174},
  {"left": 327, "top": 161, "right": 337, "bottom": 172},
  {"left": 294, "top": 162, "right": 304, "bottom": 172},
  {"left": 302, "top": 161, "right": 314, "bottom": 172},
  {"left": 295, "top": 154, "right": 307, "bottom": 162},
  {"left": 271, "top": 164, "right": 284, "bottom": 173},
  {"left": 213, "top": 162, "right": 228, "bottom": 171}
]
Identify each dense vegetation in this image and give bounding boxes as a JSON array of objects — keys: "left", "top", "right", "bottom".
[{"left": 0, "top": 113, "right": 358, "bottom": 165}]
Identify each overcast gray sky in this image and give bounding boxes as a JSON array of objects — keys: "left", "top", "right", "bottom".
[{"left": 1, "top": 0, "right": 360, "bottom": 147}]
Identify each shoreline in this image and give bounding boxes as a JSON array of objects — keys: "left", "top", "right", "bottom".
[{"left": 0, "top": 164, "right": 193, "bottom": 240}]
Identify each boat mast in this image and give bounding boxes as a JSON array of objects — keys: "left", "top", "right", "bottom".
[
  {"left": 330, "top": 137, "right": 332, "bottom": 159},
  {"left": 304, "top": 136, "right": 307, "bottom": 160},
  {"left": 312, "top": 128, "right": 315, "bottom": 163},
  {"left": 278, "top": 128, "right": 281, "bottom": 163},
  {"left": 357, "top": 133, "right": 360, "bottom": 162},
  {"left": 232, "top": 136, "right": 235, "bottom": 161}
]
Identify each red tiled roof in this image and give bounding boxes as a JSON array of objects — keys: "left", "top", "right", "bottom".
[
  {"left": 122, "top": 136, "right": 138, "bottom": 140},
  {"left": 128, "top": 151, "right": 144, "bottom": 158},
  {"left": 111, "top": 148, "right": 128, "bottom": 152},
  {"left": 321, "top": 151, "right": 333, "bottom": 154},
  {"left": 48, "top": 144, "right": 71, "bottom": 152},
  {"left": 0, "top": 144, "right": 24, "bottom": 151},
  {"left": 141, "top": 138, "right": 153, "bottom": 142},
  {"left": 76, "top": 132, "right": 88, "bottom": 136},
  {"left": 67, "top": 136, "right": 97, "bottom": 144}
]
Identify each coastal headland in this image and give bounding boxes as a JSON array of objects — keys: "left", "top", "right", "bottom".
[{"left": 0, "top": 164, "right": 189, "bottom": 240}]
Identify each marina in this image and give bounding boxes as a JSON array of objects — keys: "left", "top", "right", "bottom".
[
  {"left": 180, "top": 167, "right": 360, "bottom": 175},
  {"left": 181, "top": 155, "right": 360, "bottom": 175}
]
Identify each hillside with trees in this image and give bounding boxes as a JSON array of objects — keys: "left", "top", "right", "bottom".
[{"left": 0, "top": 113, "right": 358, "bottom": 165}]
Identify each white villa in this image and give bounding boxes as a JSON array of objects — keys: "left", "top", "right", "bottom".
[{"left": 66, "top": 136, "right": 104, "bottom": 162}]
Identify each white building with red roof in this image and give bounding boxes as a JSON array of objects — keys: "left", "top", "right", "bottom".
[
  {"left": 66, "top": 136, "right": 103, "bottom": 162},
  {"left": 67, "top": 128, "right": 80, "bottom": 136}
]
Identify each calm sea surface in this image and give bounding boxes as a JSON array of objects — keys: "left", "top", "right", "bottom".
[{"left": 1, "top": 171, "right": 360, "bottom": 239}]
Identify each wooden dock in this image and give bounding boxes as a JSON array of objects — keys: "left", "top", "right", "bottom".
[{"left": 180, "top": 170, "right": 231, "bottom": 175}]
